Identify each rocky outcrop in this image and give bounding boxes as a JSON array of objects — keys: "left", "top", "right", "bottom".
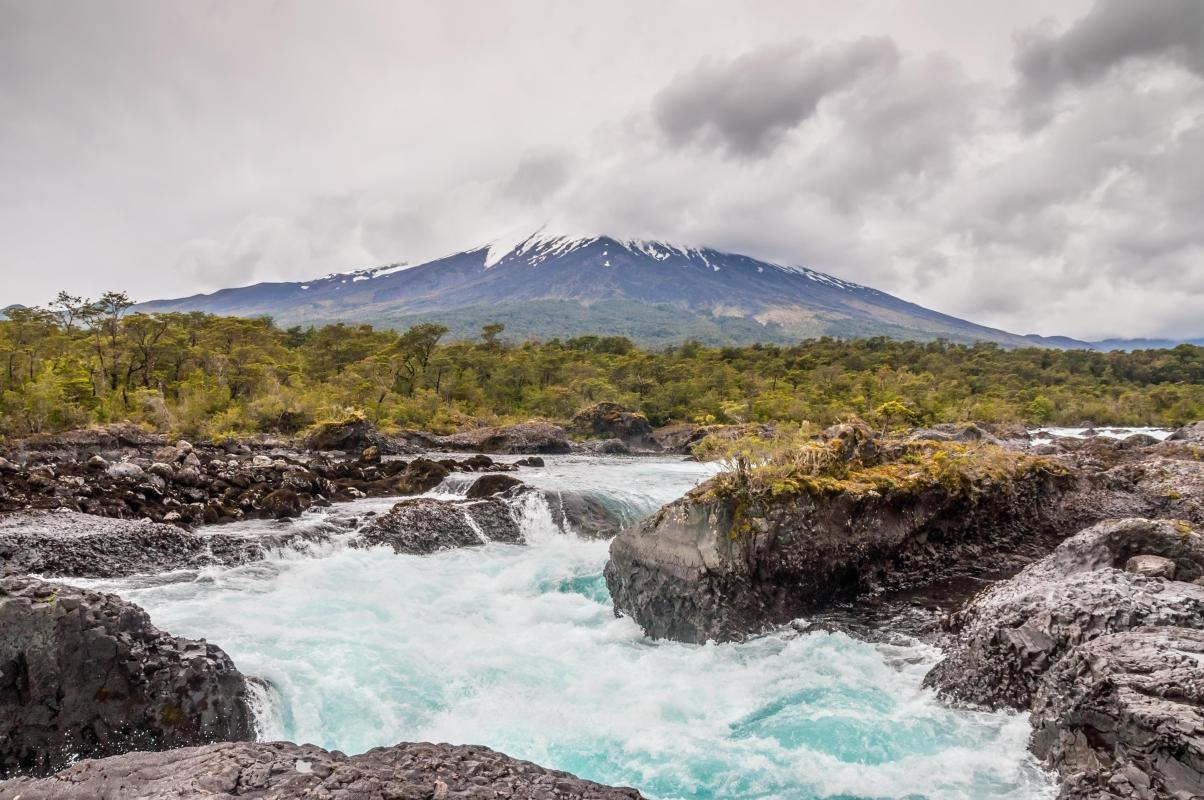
[
  {"left": 0, "top": 510, "right": 336, "bottom": 578},
  {"left": 466, "top": 472, "right": 524, "bottom": 498},
  {"left": 570, "top": 403, "right": 659, "bottom": 451},
  {"left": 924, "top": 518, "right": 1204, "bottom": 710},
  {"left": 434, "top": 421, "right": 571, "bottom": 454},
  {"left": 1168, "top": 420, "right": 1204, "bottom": 444},
  {"left": 0, "top": 577, "right": 254, "bottom": 778},
  {"left": 0, "top": 431, "right": 524, "bottom": 525},
  {"left": 606, "top": 437, "right": 1073, "bottom": 643},
  {"left": 0, "top": 740, "right": 645, "bottom": 799},
  {"left": 649, "top": 422, "right": 772, "bottom": 455},
  {"left": 541, "top": 490, "right": 627, "bottom": 540},
  {"left": 352, "top": 497, "right": 522, "bottom": 554},
  {"left": 1028, "top": 626, "right": 1204, "bottom": 800}
]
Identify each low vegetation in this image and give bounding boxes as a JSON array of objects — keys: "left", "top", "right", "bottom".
[
  {"left": 1, "top": 291, "right": 1202, "bottom": 439},
  {"left": 695, "top": 423, "right": 1065, "bottom": 507}
]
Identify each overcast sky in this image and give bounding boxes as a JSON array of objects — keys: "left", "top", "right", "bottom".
[{"left": 3, "top": 0, "right": 1203, "bottom": 339}]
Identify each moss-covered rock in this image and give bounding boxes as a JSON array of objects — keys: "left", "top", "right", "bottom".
[{"left": 605, "top": 435, "right": 1075, "bottom": 643}]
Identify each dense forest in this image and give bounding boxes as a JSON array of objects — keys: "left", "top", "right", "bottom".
[{"left": 1, "top": 291, "right": 1201, "bottom": 439}]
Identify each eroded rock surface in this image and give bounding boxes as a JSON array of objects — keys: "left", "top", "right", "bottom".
[
  {"left": 434, "top": 421, "right": 571, "bottom": 454},
  {"left": 570, "top": 403, "right": 659, "bottom": 451},
  {"left": 1029, "top": 627, "right": 1204, "bottom": 800},
  {"left": 0, "top": 740, "right": 645, "bottom": 800},
  {"left": 606, "top": 437, "right": 1072, "bottom": 643},
  {"left": 924, "top": 518, "right": 1204, "bottom": 710},
  {"left": 0, "top": 510, "right": 335, "bottom": 578},
  {"left": 352, "top": 497, "right": 522, "bottom": 554},
  {"left": 0, "top": 577, "right": 254, "bottom": 779}
]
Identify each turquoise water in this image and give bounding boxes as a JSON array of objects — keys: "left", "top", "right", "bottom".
[{"left": 88, "top": 456, "right": 1054, "bottom": 800}]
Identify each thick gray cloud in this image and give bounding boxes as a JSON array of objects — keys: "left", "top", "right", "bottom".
[
  {"left": 1, "top": 0, "right": 1201, "bottom": 340},
  {"left": 652, "top": 37, "right": 898, "bottom": 158},
  {"left": 1015, "top": 0, "right": 1204, "bottom": 103}
]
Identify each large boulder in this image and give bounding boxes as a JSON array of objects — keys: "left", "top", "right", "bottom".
[
  {"left": 924, "top": 518, "right": 1204, "bottom": 710},
  {"left": 0, "top": 510, "right": 334, "bottom": 579},
  {"left": 435, "top": 421, "right": 571, "bottom": 454},
  {"left": 569, "top": 403, "right": 659, "bottom": 451},
  {"left": 0, "top": 740, "right": 645, "bottom": 799},
  {"left": 1168, "top": 420, "right": 1204, "bottom": 444},
  {"left": 0, "top": 577, "right": 254, "bottom": 778},
  {"left": 303, "top": 416, "right": 379, "bottom": 452},
  {"left": 352, "top": 497, "right": 522, "bottom": 554},
  {"left": 1028, "top": 626, "right": 1204, "bottom": 800},
  {"left": 605, "top": 439, "right": 1074, "bottom": 643},
  {"left": 541, "top": 489, "right": 628, "bottom": 539},
  {"left": 466, "top": 472, "right": 524, "bottom": 498},
  {"left": 392, "top": 458, "right": 451, "bottom": 494}
]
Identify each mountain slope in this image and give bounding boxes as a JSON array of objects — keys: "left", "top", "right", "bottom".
[{"left": 138, "top": 234, "right": 1052, "bottom": 346}]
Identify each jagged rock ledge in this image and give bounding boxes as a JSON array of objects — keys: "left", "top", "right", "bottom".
[
  {"left": 605, "top": 426, "right": 1079, "bottom": 643},
  {"left": 924, "top": 517, "right": 1204, "bottom": 710},
  {"left": 0, "top": 740, "right": 646, "bottom": 800},
  {"left": 0, "top": 575, "right": 645, "bottom": 798},
  {"left": 0, "top": 576, "right": 254, "bottom": 779},
  {"left": 921, "top": 517, "right": 1204, "bottom": 799}
]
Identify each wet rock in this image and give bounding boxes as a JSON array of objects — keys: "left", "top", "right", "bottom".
[
  {"left": 516, "top": 456, "right": 545, "bottom": 467},
  {"left": 466, "top": 473, "right": 524, "bottom": 498},
  {"left": 352, "top": 497, "right": 521, "bottom": 554},
  {"left": 435, "top": 421, "right": 571, "bottom": 454},
  {"left": 0, "top": 510, "right": 333, "bottom": 578},
  {"left": 1029, "top": 626, "right": 1204, "bottom": 800},
  {"left": 569, "top": 402, "right": 660, "bottom": 451},
  {"left": 393, "top": 458, "right": 451, "bottom": 494},
  {"left": 360, "top": 445, "right": 381, "bottom": 464},
  {"left": 924, "top": 518, "right": 1204, "bottom": 710},
  {"left": 541, "top": 490, "right": 627, "bottom": 539},
  {"left": 259, "top": 488, "right": 304, "bottom": 519},
  {"left": 0, "top": 740, "right": 645, "bottom": 799},
  {"left": 0, "top": 576, "right": 254, "bottom": 778},
  {"left": 85, "top": 454, "right": 109, "bottom": 470},
  {"left": 606, "top": 441, "right": 1074, "bottom": 644}
]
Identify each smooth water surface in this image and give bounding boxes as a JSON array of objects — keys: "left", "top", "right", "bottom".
[{"left": 85, "top": 455, "right": 1054, "bottom": 800}]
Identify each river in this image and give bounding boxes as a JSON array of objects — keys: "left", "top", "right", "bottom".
[{"left": 80, "top": 454, "right": 1055, "bottom": 800}]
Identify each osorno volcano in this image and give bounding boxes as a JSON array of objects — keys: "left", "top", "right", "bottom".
[{"left": 139, "top": 233, "right": 1048, "bottom": 346}]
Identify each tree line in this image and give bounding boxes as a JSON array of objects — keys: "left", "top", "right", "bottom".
[{"left": 1, "top": 291, "right": 1201, "bottom": 438}]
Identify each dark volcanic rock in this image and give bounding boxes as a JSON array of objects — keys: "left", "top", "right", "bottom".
[
  {"left": 1029, "top": 626, "right": 1204, "bottom": 800},
  {"left": 393, "top": 458, "right": 451, "bottom": 494},
  {"left": 352, "top": 497, "right": 522, "bottom": 554},
  {"left": 924, "top": 518, "right": 1204, "bottom": 710},
  {"left": 2, "top": 423, "right": 164, "bottom": 465},
  {"left": 570, "top": 403, "right": 659, "bottom": 451},
  {"left": 0, "top": 510, "right": 334, "bottom": 578},
  {"left": 541, "top": 490, "right": 627, "bottom": 539},
  {"left": 435, "top": 421, "right": 571, "bottom": 454},
  {"left": 258, "top": 487, "right": 304, "bottom": 519},
  {"left": 0, "top": 576, "right": 254, "bottom": 779},
  {"left": 0, "top": 740, "right": 645, "bottom": 800},
  {"left": 303, "top": 416, "right": 379, "bottom": 452},
  {"left": 605, "top": 443, "right": 1074, "bottom": 643},
  {"left": 466, "top": 472, "right": 524, "bottom": 498}
]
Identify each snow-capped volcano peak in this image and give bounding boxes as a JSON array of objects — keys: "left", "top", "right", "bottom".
[{"left": 138, "top": 231, "right": 1036, "bottom": 348}]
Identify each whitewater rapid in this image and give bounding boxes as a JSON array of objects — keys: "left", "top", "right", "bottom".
[{"left": 83, "top": 455, "right": 1055, "bottom": 800}]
